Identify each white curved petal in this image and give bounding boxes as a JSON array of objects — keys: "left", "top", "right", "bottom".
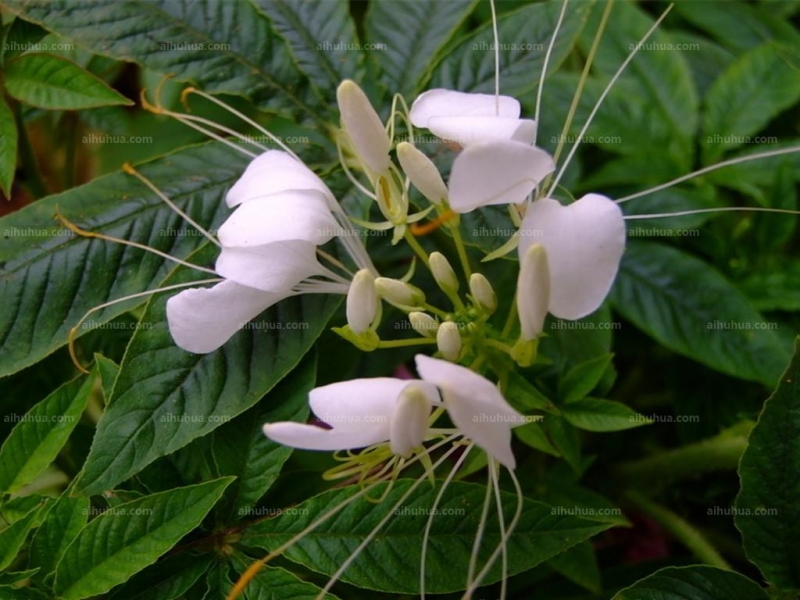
[
  {"left": 518, "top": 194, "right": 626, "bottom": 320},
  {"left": 390, "top": 384, "right": 438, "bottom": 457},
  {"left": 414, "top": 355, "right": 522, "bottom": 468},
  {"left": 215, "top": 241, "right": 322, "bottom": 292},
  {"left": 337, "top": 80, "right": 391, "bottom": 173},
  {"left": 511, "top": 119, "right": 537, "bottom": 145},
  {"left": 263, "top": 422, "right": 390, "bottom": 451},
  {"left": 425, "top": 116, "right": 529, "bottom": 147},
  {"left": 448, "top": 141, "right": 555, "bottom": 212},
  {"left": 166, "top": 280, "right": 282, "bottom": 354},
  {"left": 410, "top": 89, "right": 520, "bottom": 126},
  {"left": 226, "top": 150, "right": 333, "bottom": 208},
  {"left": 396, "top": 142, "right": 448, "bottom": 204},
  {"left": 309, "top": 378, "right": 408, "bottom": 432},
  {"left": 218, "top": 190, "right": 337, "bottom": 248}
]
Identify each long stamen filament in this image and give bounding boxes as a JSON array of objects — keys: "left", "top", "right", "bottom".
[
  {"left": 533, "top": 0, "right": 570, "bottom": 147},
  {"left": 466, "top": 466, "right": 494, "bottom": 587},
  {"left": 624, "top": 206, "right": 800, "bottom": 220},
  {"left": 490, "top": 0, "right": 500, "bottom": 114}
]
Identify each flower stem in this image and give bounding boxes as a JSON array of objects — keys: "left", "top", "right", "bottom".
[
  {"left": 403, "top": 229, "right": 430, "bottom": 267},
  {"left": 449, "top": 222, "right": 472, "bottom": 279},
  {"left": 625, "top": 490, "right": 730, "bottom": 570},
  {"left": 377, "top": 337, "right": 438, "bottom": 349}
]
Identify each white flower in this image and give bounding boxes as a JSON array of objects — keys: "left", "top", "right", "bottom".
[
  {"left": 436, "top": 321, "right": 462, "bottom": 361},
  {"left": 346, "top": 269, "right": 378, "bottom": 335},
  {"left": 337, "top": 80, "right": 391, "bottom": 174},
  {"left": 516, "top": 243, "right": 550, "bottom": 341},
  {"left": 166, "top": 150, "right": 375, "bottom": 354},
  {"left": 517, "top": 193, "right": 626, "bottom": 321}
]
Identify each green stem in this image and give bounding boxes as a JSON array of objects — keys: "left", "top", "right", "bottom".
[
  {"left": 377, "top": 337, "right": 438, "bottom": 349},
  {"left": 422, "top": 302, "right": 449, "bottom": 319},
  {"left": 13, "top": 103, "right": 48, "bottom": 198},
  {"left": 403, "top": 229, "right": 430, "bottom": 267},
  {"left": 501, "top": 297, "right": 518, "bottom": 338},
  {"left": 449, "top": 222, "right": 472, "bottom": 280},
  {"left": 626, "top": 490, "right": 731, "bottom": 570}
]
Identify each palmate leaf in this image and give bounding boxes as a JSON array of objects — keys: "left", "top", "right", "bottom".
[
  {"left": 0, "top": 142, "right": 247, "bottom": 378},
  {"left": 0, "top": 0, "right": 316, "bottom": 118},
  {"left": 243, "top": 479, "right": 612, "bottom": 594}
]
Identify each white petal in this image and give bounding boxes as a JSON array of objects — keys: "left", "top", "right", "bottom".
[
  {"left": 518, "top": 194, "right": 626, "bottom": 320},
  {"left": 226, "top": 150, "right": 333, "bottom": 208},
  {"left": 166, "top": 280, "right": 282, "bottom": 353},
  {"left": 309, "top": 378, "right": 409, "bottom": 432},
  {"left": 511, "top": 119, "right": 537, "bottom": 145},
  {"left": 414, "top": 355, "right": 522, "bottom": 469},
  {"left": 390, "top": 384, "right": 438, "bottom": 456},
  {"left": 337, "top": 80, "right": 391, "bottom": 173},
  {"left": 346, "top": 269, "right": 378, "bottom": 334},
  {"left": 215, "top": 241, "right": 322, "bottom": 292},
  {"left": 517, "top": 243, "right": 550, "bottom": 341},
  {"left": 426, "top": 116, "right": 530, "bottom": 147},
  {"left": 396, "top": 142, "right": 448, "bottom": 204},
  {"left": 410, "top": 89, "right": 520, "bottom": 125},
  {"left": 263, "top": 422, "right": 389, "bottom": 451},
  {"left": 218, "top": 190, "right": 337, "bottom": 248},
  {"left": 448, "top": 141, "right": 555, "bottom": 213}
]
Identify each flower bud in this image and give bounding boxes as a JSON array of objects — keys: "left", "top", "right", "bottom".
[
  {"left": 375, "top": 277, "right": 426, "bottom": 307},
  {"left": 337, "top": 80, "right": 391, "bottom": 174},
  {"left": 396, "top": 142, "right": 448, "bottom": 204},
  {"left": 436, "top": 321, "right": 462, "bottom": 361},
  {"left": 429, "top": 252, "right": 459, "bottom": 294},
  {"left": 469, "top": 273, "right": 497, "bottom": 314},
  {"left": 346, "top": 269, "right": 378, "bottom": 334},
  {"left": 408, "top": 311, "right": 438, "bottom": 338},
  {"left": 390, "top": 385, "right": 433, "bottom": 456},
  {"left": 517, "top": 243, "right": 550, "bottom": 341}
]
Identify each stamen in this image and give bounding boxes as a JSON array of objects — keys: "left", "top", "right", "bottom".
[
  {"left": 68, "top": 278, "right": 222, "bottom": 373},
  {"left": 547, "top": 3, "right": 673, "bottom": 195},
  {"left": 410, "top": 210, "right": 457, "bottom": 236},
  {"left": 316, "top": 248, "right": 355, "bottom": 278},
  {"left": 533, "top": 0, "right": 570, "bottom": 147},
  {"left": 489, "top": 0, "right": 500, "bottom": 115},
  {"left": 336, "top": 132, "right": 378, "bottom": 200},
  {"left": 122, "top": 163, "right": 221, "bottom": 248},
  {"left": 489, "top": 461, "right": 508, "bottom": 600},
  {"left": 466, "top": 466, "right": 494, "bottom": 588},
  {"left": 624, "top": 206, "right": 800, "bottom": 220},
  {"left": 616, "top": 145, "right": 800, "bottom": 203}
]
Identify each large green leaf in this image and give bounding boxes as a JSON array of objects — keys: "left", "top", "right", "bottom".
[
  {"left": 0, "top": 95, "right": 18, "bottom": 197},
  {"left": 429, "top": 0, "right": 591, "bottom": 98},
  {"left": 1, "top": 0, "right": 314, "bottom": 117},
  {"left": 0, "top": 371, "right": 94, "bottom": 494},
  {"left": 365, "top": 0, "right": 477, "bottom": 97},
  {"left": 243, "top": 479, "right": 611, "bottom": 594},
  {"left": 107, "top": 553, "right": 214, "bottom": 600},
  {"left": 614, "top": 565, "right": 769, "bottom": 600},
  {"left": 253, "top": 0, "right": 360, "bottom": 100},
  {"left": 73, "top": 261, "right": 338, "bottom": 495},
  {"left": 735, "top": 337, "right": 800, "bottom": 590},
  {"left": 54, "top": 478, "right": 233, "bottom": 600},
  {"left": 610, "top": 241, "right": 789, "bottom": 386},
  {"left": 702, "top": 44, "right": 800, "bottom": 163},
  {"left": 4, "top": 53, "right": 131, "bottom": 110},
  {"left": 27, "top": 495, "right": 89, "bottom": 582},
  {"left": 0, "top": 142, "right": 247, "bottom": 378}
]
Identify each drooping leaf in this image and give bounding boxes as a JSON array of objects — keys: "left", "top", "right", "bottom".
[
  {"left": 54, "top": 478, "right": 233, "bottom": 600},
  {"left": 610, "top": 241, "right": 789, "bottom": 386},
  {"left": 735, "top": 337, "right": 800, "bottom": 590},
  {"left": 243, "top": 479, "right": 611, "bottom": 594},
  {"left": 3, "top": 53, "right": 132, "bottom": 110},
  {"left": 614, "top": 565, "right": 769, "bottom": 600},
  {"left": 0, "top": 95, "right": 18, "bottom": 197}
]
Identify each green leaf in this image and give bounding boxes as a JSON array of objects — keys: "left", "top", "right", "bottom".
[
  {"left": 4, "top": 53, "right": 131, "bottom": 109},
  {"left": 430, "top": 0, "right": 591, "bottom": 98},
  {"left": 559, "top": 353, "right": 613, "bottom": 403},
  {"left": 0, "top": 568, "right": 40, "bottom": 587},
  {"left": 74, "top": 257, "right": 338, "bottom": 495},
  {"left": 735, "top": 337, "right": 800, "bottom": 590},
  {"left": 244, "top": 479, "right": 611, "bottom": 594},
  {"left": 0, "top": 371, "right": 93, "bottom": 493},
  {"left": 0, "top": 507, "right": 42, "bottom": 571},
  {"left": 609, "top": 241, "right": 790, "bottom": 386},
  {"left": 547, "top": 541, "right": 601, "bottom": 594},
  {"left": 28, "top": 495, "right": 89, "bottom": 582},
  {"left": 54, "top": 478, "right": 233, "bottom": 600},
  {"left": 613, "top": 565, "right": 769, "bottom": 600},
  {"left": 739, "top": 261, "right": 800, "bottom": 312},
  {"left": 702, "top": 44, "right": 800, "bottom": 163},
  {"left": 752, "top": 163, "right": 797, "bottom": 252},
  {"left": 541, "top": 302, "right": 615, "bottom": 375},
  {"left": 1, "top": 0, "right": 314, "bottom": 117},
  {"left": 230, "top": 553, "right": 340, "bottom": 600},
  {"left": 542, "top": 416, "right": 582, "bottom": 473},
  {"left": 0, "top": 95, "right": 18, "bottom": 197},
  {"left": 514, "top": 421, "right": 560, "bottom": 457},
  {"left": 107, "top": 553, "right": 213, "bottom": 600},
  {"left": 561, "top": 397, "right": 650, "bottom": 432},
  {"left": 0, "top": 142, "right": 246, "bottom": 379},
  {"left": 254, "top": 0, "right": 359, "bottom": 100},
  {"left": 365, "top": 0, "right": 476, "bottom": 97},
  {"left": 1, "top": 17, "right": 48, "bottom": 62},
  {"left": 621, "top": 187, "right": 722, "bottom": 231}
]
